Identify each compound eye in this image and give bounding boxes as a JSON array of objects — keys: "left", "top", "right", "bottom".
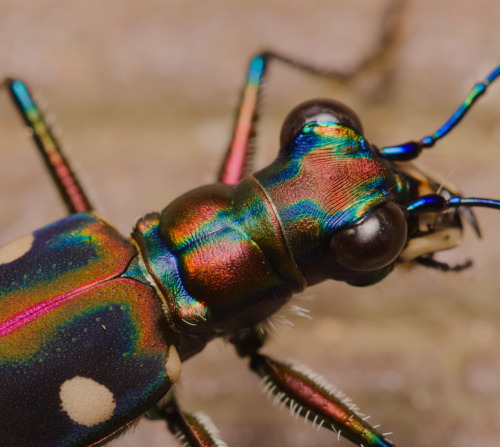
[
  {"left": 329, "top": 202, "right": 408, "bottom": 272},
  {"left": 280, "top": 99, "right": 363, "bottom": 148}
]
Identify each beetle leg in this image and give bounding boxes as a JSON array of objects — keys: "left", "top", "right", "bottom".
[
  {"left": 218, "top": 0, "right": 407, "bottom": 185},
  {"left": 230, "top": 329, "right": 395, "bottom": 447},
  {"left": 150, "top": 393, "right": 229, "bottom": 447},
  {"left": 1, "top": 78, "right": 93, "bottom": 214}
]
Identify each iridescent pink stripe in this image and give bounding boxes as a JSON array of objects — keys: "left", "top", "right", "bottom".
[{"left": 0, "top": 282, "right": 98, "bottom": 337}]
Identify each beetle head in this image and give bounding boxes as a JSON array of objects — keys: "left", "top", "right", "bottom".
[
  {"left": 255, "top": 98, "right": 481, "bottom": 288},
  {"left": 253, "top": 99, "right": 409, "bottom": 287}
]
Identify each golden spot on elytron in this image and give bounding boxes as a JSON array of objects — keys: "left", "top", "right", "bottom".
[
  {"left": 166, "top": 345, "right": 182, "bottom": 382},
  {"left": 59, "top": 376, "right": 116, "bottom": 427},
  {"left": 0, "top": 233, "right": 34, "bottom": 264}
]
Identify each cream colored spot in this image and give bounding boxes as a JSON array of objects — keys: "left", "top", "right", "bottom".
[
  {"left": 166, "top": 345, "right": 181, "bottom": 382},
  {"left": 60, "top": 376, "right": 116, "bottom": 427},
  {"left": 0, "top": 233, "right": 34, "bottom": 264}
]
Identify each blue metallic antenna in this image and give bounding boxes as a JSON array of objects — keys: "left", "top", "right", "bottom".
[
  {"left": 408, "top": 194, "right": 500, "bottom": 214},
  {"left": 379, "top": 65, "right": 500, "bottom": 160}
]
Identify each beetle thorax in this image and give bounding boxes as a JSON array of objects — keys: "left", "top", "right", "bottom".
[{"left": 133, "top": 182, "right": 305, "bottom": 336}]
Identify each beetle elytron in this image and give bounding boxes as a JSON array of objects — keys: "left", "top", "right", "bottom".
[{"left": 1, "top": 49, "right": 500, "bottom": 446}]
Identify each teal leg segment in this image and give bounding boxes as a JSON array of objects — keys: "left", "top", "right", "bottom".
[{"left": 2, "top": 78, "right": 93, "bottom": 214}]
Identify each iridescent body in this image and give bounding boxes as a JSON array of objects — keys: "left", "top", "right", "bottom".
[
  {"left": 0, "top": 117, "right": 396, "bottom": 446},
  {"left": 139, "top": 122, "right": 394, "bottom": 336},
  {"left": 1, "top": 50, "right": 499, "bottom": 447}
]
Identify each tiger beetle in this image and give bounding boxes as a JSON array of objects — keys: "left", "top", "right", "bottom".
[{"left": 1, "top": 44, "right": 500, "bottom": 446}]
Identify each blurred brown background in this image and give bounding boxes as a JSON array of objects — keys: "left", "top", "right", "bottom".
[{"left": 1, "top": 1, "right": 500, "bottom": 446}]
